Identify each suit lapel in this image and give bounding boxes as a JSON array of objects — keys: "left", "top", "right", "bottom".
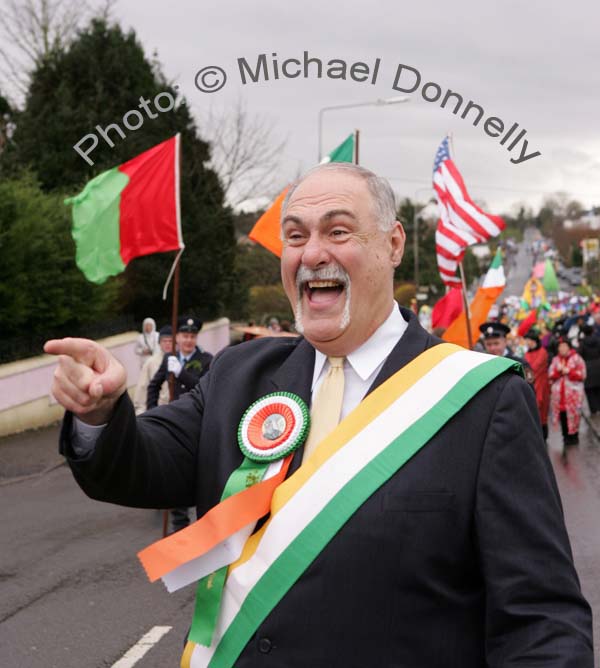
[
  {"left": 367, "top": 307, "right": 439, "bottom": 396},
  {"left": 270, "top": 338, "right": 315, "bottom": 475}
]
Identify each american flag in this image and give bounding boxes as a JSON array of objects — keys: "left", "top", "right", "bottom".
[{"left": 433, "top": 137, "right": 505, "bottom": 286}]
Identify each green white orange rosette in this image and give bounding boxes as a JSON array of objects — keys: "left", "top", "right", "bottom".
[{"left": 238, "top": 392, "right": 309, "bottom": 462}]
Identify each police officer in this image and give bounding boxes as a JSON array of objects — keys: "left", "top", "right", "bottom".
[
  {"left": 479, "top": 321, "right": 533, "bottom": 382},
  {"left": 147, "top": 316, "right": 213, "bottom": 532},
  {"left": 147, "top": 316, "right": 213, "bottom": 408}
]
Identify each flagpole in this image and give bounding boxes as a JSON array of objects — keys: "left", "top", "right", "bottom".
[
  {"left": 448, "top": 131, "right": 472, "bottom": 348},
  {"left": 448, "top": 131, "right": 455, "bottom": 160},
  {"left": 164, "top": 136, "right": 183, "bottom": 537},
  {"left": 168, "top": 134, "right": 183, "bottom": 403},
  {"left": 458, "top": 261, "right": 473, "bottom": 349},
  {"left": 354, "top": 129, "right": 359, "bottom": 165},
  {"left": 168, "top": 257, "right": 181, "bottom": 399}
]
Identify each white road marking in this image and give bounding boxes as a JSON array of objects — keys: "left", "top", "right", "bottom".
[{"left": 111, "top": 625, "right": 172, "bottom": 667}]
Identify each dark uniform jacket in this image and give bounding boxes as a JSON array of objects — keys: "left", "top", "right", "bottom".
[
  {"left": 147, "top": 347, "right": 212, "bottom": 408},
  {"left": 60, "top": 308, "right": 593, "bottom": 667},
  {"left": 580, "top": 334, "right": 600, "bottom": 389}
]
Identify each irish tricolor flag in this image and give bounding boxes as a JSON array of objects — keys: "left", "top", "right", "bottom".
[
  {"left": 248, "top": 133, "right": 356, "bottom": 257},
  {"left": 65, "top": 135, "right": 182, "bottom": 284},
  {"left": 443, "top": 249, "right": 506, "bottom": 349}
]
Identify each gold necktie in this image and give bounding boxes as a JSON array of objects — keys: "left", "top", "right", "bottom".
[{"left": 303, "top": 356, "right": 345, "bottom": 461}]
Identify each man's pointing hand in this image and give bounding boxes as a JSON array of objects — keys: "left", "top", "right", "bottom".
[{"left": 44, "top": 338, "right": 128, "bottom": 425}]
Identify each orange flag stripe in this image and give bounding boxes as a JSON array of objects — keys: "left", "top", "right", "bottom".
[
  {"left": 442, "top": 286, "right": 503, "bottom": 349},
  {"left": 248, "top": 187, "right": 289, "bottom": 257},
  {"left": 138, "top": 455, "right": 293, "bottom": 582}
]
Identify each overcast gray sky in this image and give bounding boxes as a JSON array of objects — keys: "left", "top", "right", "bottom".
[{"left": 33, "top": 0, "right": 600, "bottom": 213}]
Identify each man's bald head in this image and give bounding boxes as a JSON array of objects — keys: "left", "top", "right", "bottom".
[{"left": 281, "top": 163, "right": 397, "bottom": 233}]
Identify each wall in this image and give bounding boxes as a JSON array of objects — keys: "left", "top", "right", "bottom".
[{"left": 0, "top": 318, "right": 230, "bottom": 437}]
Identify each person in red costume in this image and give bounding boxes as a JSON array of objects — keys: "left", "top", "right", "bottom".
[
  {"left": 548, "top": 337, "right": 586, "bottom": 448},
  {"left": 524, "top": 329, "right": 550, "bottom": 441}
]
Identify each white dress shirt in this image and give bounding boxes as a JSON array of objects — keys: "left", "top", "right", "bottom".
[
  {"left": 311, "top": 302, "right": 408, "bottom": 420},
  {"left": 73, "top": 303, "right": 408, "bottom": 455}
]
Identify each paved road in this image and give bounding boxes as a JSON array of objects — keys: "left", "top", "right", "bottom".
[
  {"left": 504, "top": 231, "right": 535, "bottom": 297},
  {"left": 1, "top": 415, "right": 599, "bottom": 666},
  {"left": 547, "top": 417, "right": 600, "bottom": 654},
  {"left": 0, "top": 426, "right": 197, "bottom": 667}
]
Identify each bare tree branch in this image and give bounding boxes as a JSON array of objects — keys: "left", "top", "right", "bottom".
[
  {"left": 201, "top": 97, "right": 288, "bottom": 207},
  {"left": 0, "top": 0, "right": 92, "bottom": 105}
]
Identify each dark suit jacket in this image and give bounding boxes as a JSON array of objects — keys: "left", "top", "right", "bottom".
[
  {"left": 60, "top": 308, "right": 593, "bottom": 667},
  {"left": 147, "top": 346, "right": 213, "bottom": 408}
]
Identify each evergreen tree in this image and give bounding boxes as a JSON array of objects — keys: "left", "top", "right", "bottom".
[
  {"left": 394, "top": 198, "right": 445, "bottom": 290},
  {"left": 394, "top": 197, "right": 480, "bottom": 295},
  {"left": 0, "top": 173, "right": 120, "bottom": 359},
  {"left": 4, "top": 18, "right": 239, "bottom": 324}
]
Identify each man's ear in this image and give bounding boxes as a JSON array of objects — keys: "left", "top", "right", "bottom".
[{"left": 390, "top": 221, "right": 406, "bottom": 268}]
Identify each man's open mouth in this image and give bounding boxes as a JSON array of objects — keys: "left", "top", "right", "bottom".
[{"left": 303, "top": 279, "right": 346, "bottom": 304}]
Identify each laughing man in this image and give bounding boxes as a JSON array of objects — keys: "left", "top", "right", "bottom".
[{"left": 45, "top": 163, "right": 593, "bottom": 667}]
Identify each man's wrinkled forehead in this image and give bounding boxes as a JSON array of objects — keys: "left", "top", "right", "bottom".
[{"left": 283, "top": 171, "right": 372, "bottom": 224}]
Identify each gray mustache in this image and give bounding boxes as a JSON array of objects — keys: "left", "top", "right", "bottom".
[{"left": 295, "top": 265, "right": 349, "bottom": 291}]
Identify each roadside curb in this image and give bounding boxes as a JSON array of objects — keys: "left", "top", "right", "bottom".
[
  {"left": 0, "top": 459, "right": 66, "bottom": 487},
  {"left": 582, "top": 413, "right": 600, "bottom": 443}
]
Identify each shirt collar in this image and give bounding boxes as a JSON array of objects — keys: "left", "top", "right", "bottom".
[{"left": 312, "top": 302, "right": 408, "bottom": 389}]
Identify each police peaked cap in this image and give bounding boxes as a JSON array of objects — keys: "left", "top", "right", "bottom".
[
  {"left": 177, "top": 316, "right": 203, "bottom": 333},
  {"left": 479, "top": 321, "right": 510, "bottom": 338}
]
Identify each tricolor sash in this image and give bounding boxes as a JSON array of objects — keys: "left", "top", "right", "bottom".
[{"left": 160, "top": 344, "right": 519, "bottom": 668}]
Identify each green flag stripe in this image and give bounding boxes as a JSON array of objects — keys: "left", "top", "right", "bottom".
[
  {"left": 321, "top": 133, "right": 355, "bottom": 164},
  {"left": 65, "top": 167, "right": 129, "bottom": 284},
  {"left": 210, "top": 356, "right": 518, "bottom": 667},
  {"left": 490, "top": 248, "right": 502, "bottom": 269}
]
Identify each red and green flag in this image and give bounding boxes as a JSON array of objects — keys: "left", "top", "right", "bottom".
[{"left": 65, "top": 135, "right": 183, "bottom": 284}]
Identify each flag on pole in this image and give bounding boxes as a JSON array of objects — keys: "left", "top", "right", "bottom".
[
  {"left": 65, "top": 135, "right": 182, "bottom": 284},
  {"left": 433, "top": 136, "right": 505, "bottom": 286},
  {"left": 431, "top": 287, "right": 464, "bottom": 330},
  {"left": 246, "top": 188, "right": 290, "bottom": 257},
  {"left": 443, "top": 248, "right": 506, "bottom": 348},
  {"left": 249, "top": 133, "right": 356, "bottom": 257},
  {"left": 319, "top": 132, "right": 356, "bottom": 164},
  {"left": 517, "top": 308, "right": 539, "bottom": 337}
]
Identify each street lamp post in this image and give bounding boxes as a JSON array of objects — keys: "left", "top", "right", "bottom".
[
  {"left": 317, "top": 96, "right": 410, "bottom": 163},
  {"left": 412, "top": 187, "right": 434, "bottom": 296}
]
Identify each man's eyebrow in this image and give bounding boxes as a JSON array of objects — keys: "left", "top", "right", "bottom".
[
  {"left": 282, "top": 209, "right": 357, "bottom": 226},
  {"left": 282, "top": 214, "right": 303, "bottom": 226},
  {"left": 322, "top": 209, "right": 357, "bottom": 222}
]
